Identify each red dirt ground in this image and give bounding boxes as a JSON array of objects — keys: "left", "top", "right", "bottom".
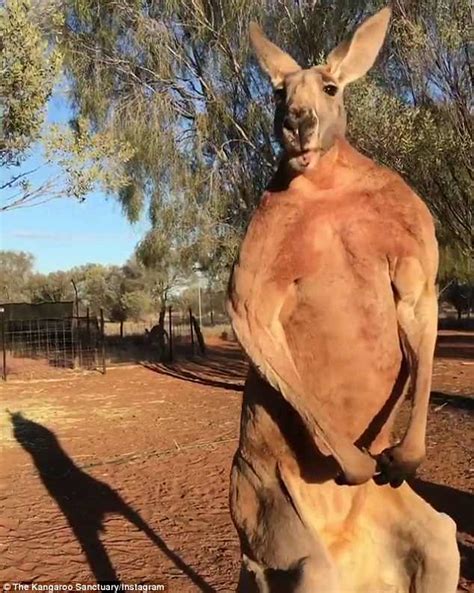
[{"left": 0, "top": 332, "right": 473, "bottom": 592}]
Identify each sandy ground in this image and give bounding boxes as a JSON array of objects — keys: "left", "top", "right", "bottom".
[{"left": 0, "top": 332, "right": 472, "bottom": 592}]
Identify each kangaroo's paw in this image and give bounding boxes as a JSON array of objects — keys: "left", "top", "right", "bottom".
[{"left": 374, "top": 444, "right": 424, "bottom": 488}]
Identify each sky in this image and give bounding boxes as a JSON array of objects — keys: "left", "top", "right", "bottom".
[{"left": 1, "top": 91, "right": 149, "bottom": 274}]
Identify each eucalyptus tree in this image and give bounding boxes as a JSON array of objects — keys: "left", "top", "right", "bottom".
[
  {"left": 1, "top": 0, "right": 134, "bottom": 211},
  {"left": 0, "top": 0, "right": 61, "bottom": 166},
  {"left": 0, "top": 251, "right": 35, "bottom": 302},
  {"left": 60, "top": 0, "right": 472, "bottom": 276}
]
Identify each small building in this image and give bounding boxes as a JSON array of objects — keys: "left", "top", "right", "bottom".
[{"left": 0, "top": 301, "right": 75, "bottom": 321}]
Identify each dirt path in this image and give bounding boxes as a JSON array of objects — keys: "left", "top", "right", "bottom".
[{"left": 0, "top": 333, "right": 472, "bottom": 591}]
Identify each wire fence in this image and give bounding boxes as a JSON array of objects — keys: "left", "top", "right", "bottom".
[
  {"left": 1, "top": 313, "right": 105, "bottom": 380},
  {"left": 104, "top": 307, "right": 206, "bottom": 363},
  {"left": 1, "top": 306, "right": 206, "bottom": 380}
]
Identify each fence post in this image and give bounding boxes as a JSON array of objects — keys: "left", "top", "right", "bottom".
[
  {"left": 54, "top": 319, "right": 59, "bottom": 366},
  {"left": 191, "top": 313, "right": 206, "bottom": 356},
  {"left": 36, "top": 318, "right": 42, "bottom": 356},
  {"left": 45, "top": 319, "right": 50, "bottom": 361},
  {"left": 100, "top": 308, "right": 106, "bottom": 374},
  {"left": 86, "top": 307, "right": 91, "bottom": 342},
  {"left": 209, "top": 291, "right": 214, "bottom": 326},
  {"left": 1, "top": 308, "right": 6, "bottom": 381},
  {"left": 168, "top": 306, "right": 173, "bottom": 362},
  {"left": 189, "top": 307, "right": 195, "bottom": 356},
  {"left": 71, "top": 316, "right": 76, "bottom": 369}
]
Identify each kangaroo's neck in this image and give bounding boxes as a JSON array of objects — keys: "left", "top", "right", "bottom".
[{"left": 267, "top": 137, "right": 374, "bottom": 194}]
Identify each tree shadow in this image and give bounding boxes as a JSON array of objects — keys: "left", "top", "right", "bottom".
[
  {"left": 411, "top": 479, "right": 474, "bottom": 583},
  {"left": 430, "top": 391, "right": 474, "bottom": 411},
  {"left": 10, "top": 412, "right": 216, "bottom": 591},
  {"left": 435, "top": 332, "right": 474, "bottom": 360},
  {"left": 143, "top": 343, "right": 247, "bottom": 392}
]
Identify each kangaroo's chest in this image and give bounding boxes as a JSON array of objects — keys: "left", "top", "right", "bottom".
[{"left": 239, "top": 193, "right": 388, "bottom": 287}]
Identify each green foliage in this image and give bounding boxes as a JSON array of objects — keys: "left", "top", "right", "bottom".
[
  {"left": 72, "top": 263, "right": 121, "bottom": 315},
  {"left": 124, "top": 252, "right": 182, "bottom": 309},
  {"left": 438, "top": 244, "right": 473, "bottom": 287},
  {"left": 0, "top": 250, "right": 35, "bottom": 302},
  {"left": 0, "top": 250, "right": 183, "bottom": 320},
  {"left": 61, "top": 0, "right": 278, "bottom": 272},
  {"left": 1, "top": 115, "right": 135, "bottom": 212},
  {"left": 2, "top": 2, "right": 471, "bottom": 286},
  {"left": 44, "top": 117, "right": 135, "bottom": 199},
  {"left": 112, "top": 290, "right": 152, "bottom": 323},
  {"left": 28, "top": 270, "right": 74, "bottom": 302},
  {"left": 59, "top": 0, "right": 472, "bottom": 278},
  {"left": 347, "top": 0, "right": 472, "bottom": 257},
  {"left": 0, "top": 0, "right": 62, "bottom": 165},
  {"left": 0, "top": 1, "right": 134, "bottom": 212}
]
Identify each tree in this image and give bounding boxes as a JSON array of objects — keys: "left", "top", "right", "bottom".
[
  {"left": 70, "top": 264, "right": 120, "bottom": 316},
  {"left": 72, "top": 261, "right": 158, "bottom": 321},
  {"left": 134, "top": 238, "right": 187, "bottom": 310},
  {"left": 442, "top": 281, "right": 472, "bottom": 320},
  {"left": 0, "top": 251, "right": 177, "bottom": 321},
  {"left": 1, "top": 118, "right": 135, "bottom": 212},
  {"left": 0, "top": 0, "right": 134, "bottom": 212},
  {"left": 118, "top": 290, "right": 151, "bottom": 322},
  {"left": 347, "top": 0, "right": 472, "bottom": 258},
  {"left": 28, "top": 270, "right": 74, "bottom": 303},
  {"left": 60, "top": 0, "right": 472, "bottom": 278},
  {"left": 0, "top": 0, "right": 61, "bottom": 166},
  {"left": 0, "top": 250, "right": 35, "bottom": 302},
  {"left": 60, "top": 0, "right": 278, "bottom": 274}
]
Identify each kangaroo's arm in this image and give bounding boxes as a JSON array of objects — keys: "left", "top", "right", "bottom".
[
  {"left": 377, "top": 252, "right": 438, "bottom": 486},
  {"left": 227, "top": 263, "right": 376, "bottom": 485}
]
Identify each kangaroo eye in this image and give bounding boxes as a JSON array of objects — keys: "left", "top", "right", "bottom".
[{"left": 323, "top": 84, "right": 338, "bottom": 96}]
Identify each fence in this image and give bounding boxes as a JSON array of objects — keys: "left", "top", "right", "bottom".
[
  {"left": 104, "top": 307, "right": 206, "bottom": 364},
  {"left": 1, "top": 306, "right": 207, "bottom": 380},
  {"left": 162, "top": 307, "right": 205, "bottom": 360},
  {"left": 1, "top": 311, "right": 105, "bottom": 380}
]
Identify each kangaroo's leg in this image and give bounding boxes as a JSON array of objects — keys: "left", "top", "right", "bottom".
[
  {"left": 378, "top": 256, "right": 438, "bottom": 486},
  {"left": 362, "top": 482, "right": 459, "bottom": 592},
  {"left": 391, "top": 484, "right": 460, "bottom": 592},
  {"left": 231, "top": 455, "right": 339, "bottom": 593},
  {"left": 411, "top": 513, "right": 460, "bottom": 593}
]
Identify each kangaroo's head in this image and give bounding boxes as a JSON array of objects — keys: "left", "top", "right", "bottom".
[{"left": 250, "top": 8, "right": 391, "bottom": 171}]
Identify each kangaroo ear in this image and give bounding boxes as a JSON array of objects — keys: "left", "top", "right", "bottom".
[
  {"left": 326, "top": 7, "right": 391, "bottom": 85},
  {"left": 249, "top": 22, "right": 301, "bottom": 89}
]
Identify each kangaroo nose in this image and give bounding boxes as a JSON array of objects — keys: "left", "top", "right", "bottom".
[
  {"left": 283, "top": 110, "right": 317, "bottom": 150},
  {"left": 283, "top": 115, "right": 298, "bottom": 132},
  {"left": 298, "top": 111, "right": 317, "bottom": 149}
]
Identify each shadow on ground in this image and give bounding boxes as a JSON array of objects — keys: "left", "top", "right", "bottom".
[
  {"left": 430, "top": 392, "right": 474, "bottom": 410},
  {"left": 10, "top": 412, "right": 216, "bottom": 591},
  {"left": 435, "top": 332, "right": 474, "bottom": 361},
  {"left": 143, "top": 342, "right": 247, "bottom": 392}
]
